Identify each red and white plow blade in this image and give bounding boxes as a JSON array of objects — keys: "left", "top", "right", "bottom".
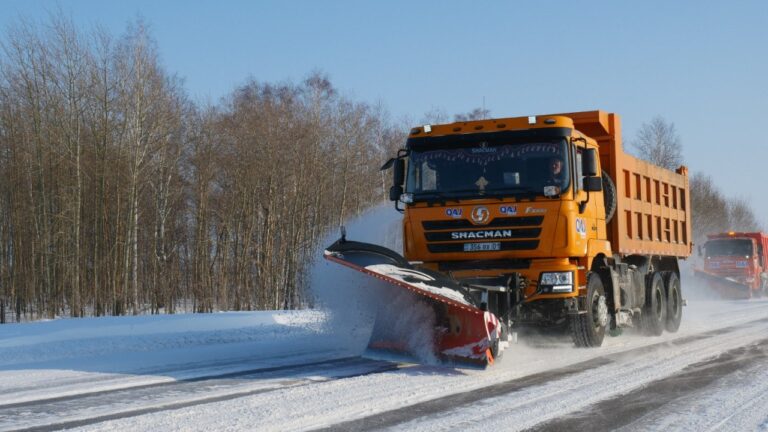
[{"left": 324, "top": 239, "right": 502, "bottom": 366}]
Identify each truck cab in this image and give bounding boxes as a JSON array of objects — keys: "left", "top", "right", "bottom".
[
  {"left": 395, "top": 115, "right": 607, "bottom": 301},
  {"left": 699, "top": 232, "right": 768, "bottom": 296}
]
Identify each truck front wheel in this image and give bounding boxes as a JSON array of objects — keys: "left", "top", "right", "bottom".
[
  {"left": 760, "top": 273, "right": 768, "bottom": 297},
  {"left": 642, "top": 272, "right": 667, "bottom": 336},
  {"left": 570, "top": 273, "right": 607, "bottom": 347}
]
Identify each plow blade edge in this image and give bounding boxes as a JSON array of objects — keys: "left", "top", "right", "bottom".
[
  {"left": 324, "top": 238, "right": 501, "bottom": 366},
  {"left": 693, "top": 268, "right": 754, "bottom": 299}
]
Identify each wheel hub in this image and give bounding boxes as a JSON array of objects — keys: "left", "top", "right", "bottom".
[{"left": 595, "top": 295, "right": 608, "bottom": 327}]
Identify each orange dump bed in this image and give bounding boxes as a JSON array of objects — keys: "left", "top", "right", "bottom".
[{"left": 566, "top": 111, "right": 692, "bottom": 258}]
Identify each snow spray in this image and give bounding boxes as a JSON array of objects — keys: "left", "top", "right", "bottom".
[{"left": 310, "top": 202, "right": 438, "bottom": 363}]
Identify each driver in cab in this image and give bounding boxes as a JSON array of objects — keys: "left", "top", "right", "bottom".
[{"left": 545, "top": 156, "right": 565, "bottom": 188}]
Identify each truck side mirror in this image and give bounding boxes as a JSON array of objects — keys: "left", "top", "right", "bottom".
[
  {"left": 583, "top": 176, "right": 602, "bottom": 192},
  {"left": 389, "top": 185, "right": 403, "bottom": 201},
  {"left": 578, "top": 150, "right": 601, "bottom": 213},
  {"left": 393, "top": 158, "right": 405, "bottom": 186},
  {"left": 382, "top": 158, "right": 406, "bottom": 202},
  {"left": 382, "top": 152, "right": 408, "bottom": 211},
  {"left": 582, "top": 148, "right": 598, "bottom": 177}
]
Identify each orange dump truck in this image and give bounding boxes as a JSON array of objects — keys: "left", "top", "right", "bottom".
[{"left": 326, "top": 110, "right": 692, "bottom": 365}]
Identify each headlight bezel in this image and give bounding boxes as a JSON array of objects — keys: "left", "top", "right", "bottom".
[{"left": 538, "top": 271, "right": 574, "bottom": 293}]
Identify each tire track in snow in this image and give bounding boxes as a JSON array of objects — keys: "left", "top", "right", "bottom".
[
  {"left": 532, "top": 338, "right": 768, "bottom": 432},
  {"left": 0, "top": 349, "right": 350, "bottom": 409},
  {"left": 313, "top": 317, "right": 768, "bottom": 432},
  {"left": 2, "top": 357, "right": 401, "bottom": 432}
]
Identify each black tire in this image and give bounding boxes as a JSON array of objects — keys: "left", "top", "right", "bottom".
[
  {"left": 664, "top": 272, "right": 683, "bottom": 333},
  {"left": 641, "top": 272, "right": 667, "bottom": 336},
  {"left": 490, "top": 336, "right": 500, "bottom": 361},
  {"left": 570, "top": 273, "right": 607, "bottom": 347},
  {"left": 494, "top": 322, "right": 507, "bottom": 361},
  {"left": 602, "top": 171, "right": 617, "bottom": 224}
]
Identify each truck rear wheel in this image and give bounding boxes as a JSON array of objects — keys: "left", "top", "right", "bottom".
[
  {"left": 664, "top": 272, "right": 682, "bottom": 333},
  {"left": 570, "top": 273, "right": 607, "bottom": 347},
  {"left": 641, "top": 272, "right": 667, "bottom": 336}
]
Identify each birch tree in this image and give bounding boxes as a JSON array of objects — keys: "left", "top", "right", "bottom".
[{"left": 630, "top": 116, "right": 683, "bottom": 171}]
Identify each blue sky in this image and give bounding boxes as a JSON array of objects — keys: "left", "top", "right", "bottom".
[{"left": 3, "top": 0, "right": 768, "bottom": 224}]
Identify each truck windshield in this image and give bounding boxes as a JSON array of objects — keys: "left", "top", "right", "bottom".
[
  {"left": 705, "top": 239, "right": 753, "bottom": 258},
  {"left": 405, "top": 140, "right": 570, "bottom": 199}
]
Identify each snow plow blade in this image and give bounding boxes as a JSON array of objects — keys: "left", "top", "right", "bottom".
[
  {"left": 324, "top": 237, "right": 502, "bottom": 367},
  {"left": 693, "top": 268, "right": 753, "bottom": 299}
]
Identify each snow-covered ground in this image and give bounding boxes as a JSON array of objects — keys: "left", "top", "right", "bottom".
[
  {"left": 1, "top": 204, "right": 767, "bottom": 431},
  {"left": 1, "top": 297, "right": 767, "bottom": 431}
]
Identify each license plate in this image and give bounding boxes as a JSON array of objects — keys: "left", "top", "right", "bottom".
[{"left": 464, "top": 242, "right": 501, "bottom": 252}]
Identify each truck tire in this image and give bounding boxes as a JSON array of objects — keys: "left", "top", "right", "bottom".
[
  {"left": 761, "top": 274, "right": 768, "bottom": 297},
  {"left": 490, "top": 336, "right": 501, "bottom": 361},
  {"left": 570, "top": 273, "right": 607, "bottom": 347},
  {"left": 664, "top": 272, "right": 682, "bottom": 333},
  {"left": 602, "top": 171, "right": 617, "bottom": 224},
  {"left": 641, "top": 272, "right": 667, "bottom": 336}
]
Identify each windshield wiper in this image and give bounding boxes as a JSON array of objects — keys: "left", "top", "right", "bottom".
[
  {"left": 414, "top": 187, "right": 540, "bottom": 202},
  {"left": 480, "top": 188, "right": 540, "bottom": 201}
]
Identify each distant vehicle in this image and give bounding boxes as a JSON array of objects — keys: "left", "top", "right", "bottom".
[
  {"left": 694, "top": 231, "right": 768, "bottom": 298},
  {"left": 326, "top": 110, "right": 692, "bottom": 366}
]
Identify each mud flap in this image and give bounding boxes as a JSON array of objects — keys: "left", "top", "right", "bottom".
[
  {"left": 324, "top": 238, "right": 501, "bottom": 366},
  {"left": 693, "top": 268, "right": 754, "bottom": 299}
]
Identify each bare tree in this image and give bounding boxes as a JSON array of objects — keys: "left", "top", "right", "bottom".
[
  {"left": 689, "top": 173, "right": 730, "bottom": 244},
  {"left": 420, "top": 107, "right": 449, "bottom": 125},
  {"left": 630, "top": 116, "right": 683, "bottom": 171},
  {"left": 727, "top": 197, "right": 762, "bottom": 232},
  {"left": 690, "top": 173, "right": 763, "bottom": 245},
  {"left": 49, "top": 15, "right": 91, "bottom": 317}
]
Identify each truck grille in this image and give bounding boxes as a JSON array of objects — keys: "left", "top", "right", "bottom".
[
  {"left": 708, "top": 268, "right": 749, "bottom": 278},
  {"left": 425, "top": 228, "right": 541, "bottom": 242},
  {"left": 422, "top": 216, "right": 544, "bottom": 230},
  {"left": 422, "top": 216, "right": 543, "bottom": 253}
]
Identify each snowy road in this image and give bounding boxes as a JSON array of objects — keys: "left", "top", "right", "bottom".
[
  {"left": 0, "top": 298, "right": 767, "bottom": 431},
  {"left": 3, "top": 357, "right": 398, "bottom": 432}
]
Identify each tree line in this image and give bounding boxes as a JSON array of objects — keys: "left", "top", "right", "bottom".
[{"left": 0, "top": 17, "right": 403, "bottom": 322}]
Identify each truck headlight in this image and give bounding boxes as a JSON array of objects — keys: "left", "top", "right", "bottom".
[{"left": 539, "top": 271, "right": 574, "bottom": 293}]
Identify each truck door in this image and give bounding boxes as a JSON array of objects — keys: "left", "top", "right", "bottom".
[{"left": 574, "top": 145, "right": 602, "bottom": 231}]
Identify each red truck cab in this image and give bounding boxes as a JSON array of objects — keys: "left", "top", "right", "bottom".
[{"left": 698, "top": 232, "right": 768, "bottom": 297}]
